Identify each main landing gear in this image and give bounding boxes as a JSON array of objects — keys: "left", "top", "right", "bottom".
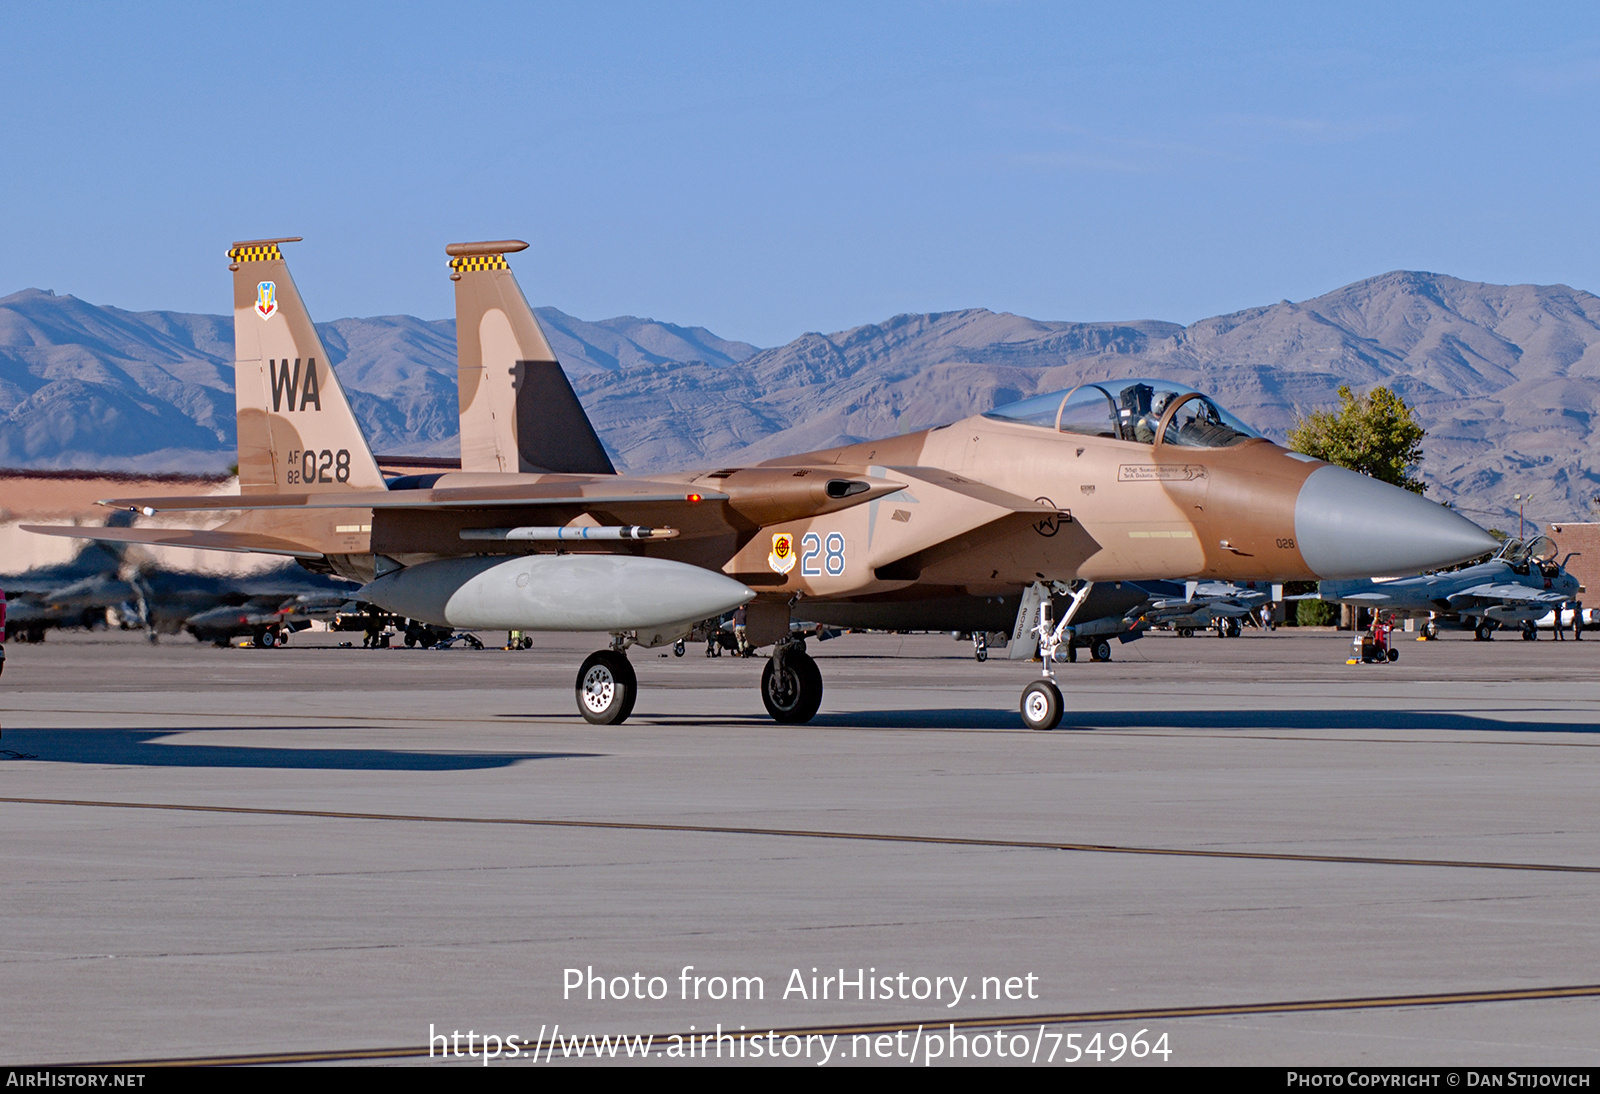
[
  {"left": 576, "top": 649, "right": 637, "bottom": 725},
  {"left": 761, "top": 642, "right": 823, "bottom": 723},
  {"left": 572, "top": 634, "right": 825, "bottom": 726}
]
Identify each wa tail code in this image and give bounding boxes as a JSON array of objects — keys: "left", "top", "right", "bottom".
[{"left": 269, "top": 359, "right": 322, "bottom": 413}]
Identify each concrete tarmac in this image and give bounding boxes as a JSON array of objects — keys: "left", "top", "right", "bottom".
[{"left": 3, "top": 626, "right": 1599, "bottom": 1067}]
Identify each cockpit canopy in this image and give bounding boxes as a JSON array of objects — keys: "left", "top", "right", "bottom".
[
  {"left": 982, "top": 380, "right": 1263, "bottom": 448},
  {"left": 1496, "top": 535, "right": 1558, "bottom": 567}
]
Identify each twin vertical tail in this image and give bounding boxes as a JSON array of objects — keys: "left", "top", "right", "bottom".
[
  {"left": 448, "top": 240, "right": 615, "bottom": 475},
  {"left": 228, "top": 238, "right": 385, "bottom": 495}
]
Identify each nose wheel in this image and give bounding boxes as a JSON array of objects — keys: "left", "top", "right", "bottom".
[
  {"left": 761, "top": 648, "right": 823, "bottom": 723},
  {"left": 1021, "top": 680, "right": 1063, "bottom": 731},
  {"left": 576, "top": 650, "right": 638, "bottom": 725}
]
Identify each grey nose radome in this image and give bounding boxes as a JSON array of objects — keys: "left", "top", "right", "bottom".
[{"left": 1294, "top": 465, "right": 1500, "bottom": 579}]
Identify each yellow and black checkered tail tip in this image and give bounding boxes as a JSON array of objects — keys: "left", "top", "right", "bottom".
[
  {"left": 446, "top": 239, "right": 529, "bottom": 273},
  {"left": 227, "top": 237, "right": 303, "bottom": 263}
]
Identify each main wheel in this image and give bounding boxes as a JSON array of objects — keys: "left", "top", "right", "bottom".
[
  {"left": 1422, "top": 620, "right": 1438, "bottom": 639},
  {"left": 576, "top": 651, "right": 638, "bottom": 725},
  {"left": 673, "top": 639, "right": 686, "bottom": 657},
  {"left": 761, "top": 650, "right": 823, "bottom": 723},
  {"left": 1522, "top": 624, "right": 1537, "bottom": 642},
  {"left": 255, "top": 630, "right": 277, "bottom": 648},
  {"left": 1091, "top": 639, "right": 1112, "bottom": 662},
  {"left": 1475, "top": 623, "right": 1494, "bottom": 641},
  {"left": 1225, "top": 617, "right": 1243, "bottom": 638},
  {"left": 1178, "top": 627, "right": 1194, "bottom": 638},
  {"left": 1020, "top": 680, "right": 1063, "bottom": 730}
]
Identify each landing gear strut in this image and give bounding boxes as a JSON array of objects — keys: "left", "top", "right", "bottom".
[
  {"left": 761, "top": 643, "right": 823, "bottom": 723},
  {"left": 1018, "top": 581, "right": 1094, "bottom": 730},
  {"left": 576, "top": 650, "right": 637, "bottom": 725}
]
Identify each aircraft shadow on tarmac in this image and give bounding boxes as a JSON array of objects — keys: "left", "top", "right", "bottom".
[
  {"left": 808, "top": 709, "right": 1600, "bottom": 733},
  {"left": 0, "top": 729, "right": 597, "bottom": 770}
]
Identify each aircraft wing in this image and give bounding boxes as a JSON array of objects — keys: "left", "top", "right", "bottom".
[
  {"left": 96, "top": 479, "right": 729, "bottom": 514},
  {"left": 1447, "top": 583, "right": 1571, "bottom": 608},
  {"left": 20, "top": 525, "right": 325, "bottom": 559},
  {"left": 97, "top": 470, "right": 908, "bottom": 529}
]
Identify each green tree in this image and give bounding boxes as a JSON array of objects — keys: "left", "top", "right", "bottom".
[
  {"left": 1287, "top": 385, "right": 1427, "bottom": 494},
  {"left": 1295, "top": 598, "right": 1340, "bottom": 627}
]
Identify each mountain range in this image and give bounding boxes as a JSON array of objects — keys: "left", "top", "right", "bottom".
[{"left": 3, "top": 270, "right": 1598, "bottom": 527}]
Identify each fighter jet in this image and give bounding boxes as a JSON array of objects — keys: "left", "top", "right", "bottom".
[
  {"left": 3, "top": 519, "right": 147, "bottom": 642},
  {"left": 183, "top": 592, "right": 355, "bottom": 647},
  {"left": 1313, "top": 535, "right": 1580, "bottom": 641},
  {"left": 1136, "top": 580, "right": 1274, "bottom": 638},
  {"left": 27, "top": 238, "right": 1500, "bottom": 729}
]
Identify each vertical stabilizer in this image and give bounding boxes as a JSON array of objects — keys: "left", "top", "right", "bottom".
[
  {"left": 228, "top": 238, "right": 385, "bottom": 495},
  {"left": 448, "top": 240, "right": 615, "bottom": 475}
]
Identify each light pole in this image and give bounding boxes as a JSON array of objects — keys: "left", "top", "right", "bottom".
[{"left": 1514, "top": 493, "right": 1528, "bottom": 540}]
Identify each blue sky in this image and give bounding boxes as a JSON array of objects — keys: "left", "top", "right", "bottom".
[{"left": 4, "top": 2, "right": 1598, "bottom": 345}]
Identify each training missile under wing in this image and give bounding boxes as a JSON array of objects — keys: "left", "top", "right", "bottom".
[{"left": 27, "top": 238, "right": 1500, "bottom": 729}]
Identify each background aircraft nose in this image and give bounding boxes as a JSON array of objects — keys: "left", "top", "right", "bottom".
[{"left": 1294, "top": 464, "right": 1500, "bottom": 578}]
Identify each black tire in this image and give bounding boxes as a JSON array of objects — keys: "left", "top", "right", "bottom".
[
  {"left": 575, "top": 651, "right": 637, "bottom": 725},
  {"left": 1226, "top": 618, "right": 1243, "bottom": 638},
  {"left": 761, "top": 650, "right": 823, "bottom": 723},
  {"left": 1387, "top": 648, "right": 1399, "bottom": 662},
  {"left": 254, "top": 631, "right": 276, "bottom": 648},
  {"left": 1522, "top": 625, "right": 1537, "bottom": 642},
  {"left": 673, "top": 640, "right": 686, "bottom": 657},
  {"left": 1423, "top": 620, "right": 1438, "bottom": 639},
  {"left": 1020, "top": 680, "right": 1063, "bottom": 730},
  {"left": 975, "top": 647, "right": 988, "bottom": 662},
  {"left": 1091, "top": 639, "right": 1112, "bottom": 662},
  {"left": 1475, "top": 623, "right": 1494, "bottom": 641},
  {"left": 1178, "top": 627, "right": 1194, "bottom": 638}
]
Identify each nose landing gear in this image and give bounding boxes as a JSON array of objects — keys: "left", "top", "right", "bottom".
[
  {"left": 1017, "top": 580, "right": 1095, "bottom": 730},
  {"left": 1021, "top": 679, "right": 1063, "bottom": 731}
]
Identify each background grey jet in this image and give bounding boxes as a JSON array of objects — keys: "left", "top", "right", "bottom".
[{"left": 1313, "top": 535, "right": 1580, "bottom": 640}]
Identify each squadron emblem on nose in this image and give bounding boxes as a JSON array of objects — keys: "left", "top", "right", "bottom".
[
  {"left": 255, "top": 281, "right": 278, "bottom": 321},
  {"left": 768, "top": 532, "right": 796, "bottom": 574}
]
